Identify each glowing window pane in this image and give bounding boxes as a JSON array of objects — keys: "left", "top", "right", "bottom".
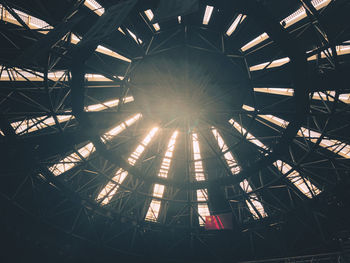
[
  {"left": 102, "top": 113, "right": 141, "bottom": 142},
  {"left": 198, "top": 204, "right": 210, "bottom": 226},
  {"left": 128, "top": 126, "right": 159, "bottom": 165},
  {"left": 226, "top": 14, "right": 246, "bottom": 36},
  {"left": 230, "top": 117, "right": 322, "bottom": 198},
  {"left": 212, "top": 128, "right": 267, "bottom": 219},
  {"left": 49, "top": 142, "right": 96, "bottom": 176},
  {"left": 127, "top": 28, "right": 141, "bottom": 44},
  {"left": 83, "top": 0, "right": 105, "bottom": 16},
  {"left": 249, "top": 57, "right": 290, "bottom": 72},
  {"left": 145, "top": 200, "right": 161, "bottom": 222},
  {"left": 144, "top": 9, "right": 154, "bottom": 21},
  {"left": 244, "top": 105, "right": 350, "bottom": 159},
  {"left": 273, "top": 160, "right": 321, "bottom": 198},
  {"left": 95, "top": 45, "right": 131, "bottom": 62},
  {"left": 97, "top": 169, "right": 128, "bottom": 205},
  {"left": 152, "top": 184, "right": 165, "bottom": 198},
  {"left": 178, "top": 16, "right": 181, "bottom": 24},
  {"left": 241, "top": 0, "right": 331, "bottom": 52},
  {"left": 203, "top": 5, "right": 214, "bottom": 25},
  {"left": 98, "top": 127, "right": 158, "bottom": 205},
  {"left": 0, "top": 4, "right": 52, "bottom": 32},
  {"left": 157, "top": 131, "right": 178, "bottom": 178},
  {"left": 153, "top": 23, "right": 160, "bottom": 31},
  {"left": 145, "top": 131, "right": 178, "bottom": 222}
]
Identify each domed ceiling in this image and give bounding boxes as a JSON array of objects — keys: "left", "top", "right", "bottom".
[{"left": 1, "top": 0, "right": 350, "bottom": 262}]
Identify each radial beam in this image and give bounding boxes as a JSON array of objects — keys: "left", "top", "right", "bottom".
[
  {"left": 229, "top": 118, "right": 321, "bottom": 198},
  {"left": 96, "top": 126, "right": 159, "bottom": 205},
  {"left": 211, "top": 128, "right": 267, "bottom": 219},
  {"left": 192, "top": 133, "right": 210, "bottom": 226},
  {"left": 243, "top": 105, "right": 350, "bottom": 159},
  {"left": 145, "top": 131, "right": 178, "bottom": 222}
]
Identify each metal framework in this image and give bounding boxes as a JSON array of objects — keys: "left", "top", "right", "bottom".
[{"left": 1, "top": 0, "right": 350, "bottom": 262}]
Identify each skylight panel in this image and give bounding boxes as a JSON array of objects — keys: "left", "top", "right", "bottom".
[
  {"left": 178, "top": 16, "right": 182, "bottom": 24},
  {"left": 126, "top": 28, "right": 142, "bottom": 44},
  {"left": 97, "top": 126, "right": 159, "bottom": 205},
  {"left": 281, "top": 0, "right": 331, "bottom": 28},
  {"left": 0, "top": 4, "right": 52, "bottom": 33},
  {"left": 145, "top": 131, "right": 178, "bottom": 222},
  {"left": 229, "top": 119, "right": 269, "bottom": 152},
  {"left": 9, "top": 97, "right": 134, "bottom": 135},
  {"left": 145, "top": 184, "right": 166, "bottom": 221},
  {"left": 96, "top": 45, "right": 131, "bottom": 62},
  {"left": 49, "top": 142, "right": 96, "bottom": 176},
  {"left": 211, "top": 128, "right": 267, "bottom": 219},
  {"left": 10, "top": 115, "right": 73, "bottom": 135},
  {"left": 0, "top": 68, "right": 66, "bottom": 82},
  {"left": 249, "top": 42, "right": 350, "bottom": 71},
  {"left": 229, "top": 118, "right": 321, "bottom": 198},
  {"left": 128, "top": 127, "right": 159, "bottom": 165},
  {"left": 226, "top": 14, "right": 246, "bottom": 36},
  {"left": 145, "top": 199, "right": 162, "bottom": 222},
  {"left": 144, "top": 9, "right": 154, "bottom": 21},
  {"left": 198, "top": 203, "right": 210, "bottom": 226},
  {"left": 158, "top": 131, "right": 178, "bottom": 178},
  {"left": 70, "top": 34, "right": 131, "bottom": 63},
  {"left": 273, "top": 160, "right": 321, "bottom": 198},
  {"left": 212, "top": 128, "right": 240, "bottom": 174},
  {"left": 253, "top": 88, "right": 350, "bottom": 104},
  {"left": 249, "top": 57, "right": 290, "bottom": 72},
  {"left": 101, "top": 113, "right": 141, "bottom": 142},
  {"left": 192, "top": 133, "right": 206, "bottom": 181},
  {"left": 203, "top": 5, "right": 214, "bottom": 25},
  {"left": 118, "top": 27, "right": 126, "bottom": 35},
  {"left": 240, "top": 0, "right": 331, "bottom": 52},
  {"left": 244, "top": 105, "right": 350, "bottom": 159},
  {"left": 241, "top": 33, "right": 269, "bottom": 52},
  {"left": 153, "top": 23, "right": 160, "bottom": 31},
  {"left": 97, "top": 168, "right": 128, "bottom": 205},
  {"left": 192, "top": 133, "right": 211, "bottom": 225},
  {"left": 83, "top": 0, "right": 105, "bottom": 16},
  {"left": 85, "top": 96, "right": 133, "bottom": 112}
]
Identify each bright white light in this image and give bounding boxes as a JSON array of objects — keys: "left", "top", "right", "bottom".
[
  {"left": 145, "top": 199, "right": 162, "bottom": 222},
  {"left": 241, "top": 0, "right": 331, "bottom": 52},
  {"left": 192, "top": 133, "right": 211, "bottom": 225},
  {"left": 158, "top": 131, "right": 178, "bottom": 178},
  {"left": 249, "top": 57, "right": 290, "bottom": 72},
  {"left": 128, "top": 127, "right": 159, "bottom": 165},
  {"left": 244, "top": 105, "right": 350, "bottom": 159},
  {"left": 144, "top": 9, "right": 154, "bottom": 21},
  {"left": 178, "top": 16, "right": 181, "bottom": 24},
  {"left": 229, "top": 118, "right": 321, "bottom": 198},
  {"left": 0, "top": 4, "right": 52, "bottom": 32},
  {"left": 127, "top": 28, "right": 142, "bottom": 44},
  {"left": 145, "top": 131, "right": 179, "bottom": 222},
  {"left": 83, "top": 0, "right": 105, "bottom": 16},
  {"left": 273, "top": 160, "right": 321, "bottom": 198},
  {"left": 226, "top": 14, "right": 246, "bottom": 36},
  {"left": 212, "top": 128, "right": 267, "bottom": 219},
  {"left": 153, "top": 23, "right": 160, "bottom": 31},
  {"left": 49, "top": 142, "right": 96, "bottom": 176},
  {"left": 203, "top": 5, "right": 214, "bottom": 25},
  {"left": 97, "top": 126, "right": 159, "bottom": 205},
  {"left": 241, "top": 33, "right": 269, "bottom": 52},
  {"left": 101, "top": 113, "right": 141, "bottom": 142},
  {"left": 97, "top": 168, "right": 128, "bottom": 205}
]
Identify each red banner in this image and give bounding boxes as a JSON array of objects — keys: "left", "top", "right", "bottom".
[{"left": 205, "top": 214, "right": 232, "bottom": 230}]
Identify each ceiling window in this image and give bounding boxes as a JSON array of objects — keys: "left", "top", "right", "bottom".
[{"left": 212, "top": 128, "right": 267, "bottom": 219}]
